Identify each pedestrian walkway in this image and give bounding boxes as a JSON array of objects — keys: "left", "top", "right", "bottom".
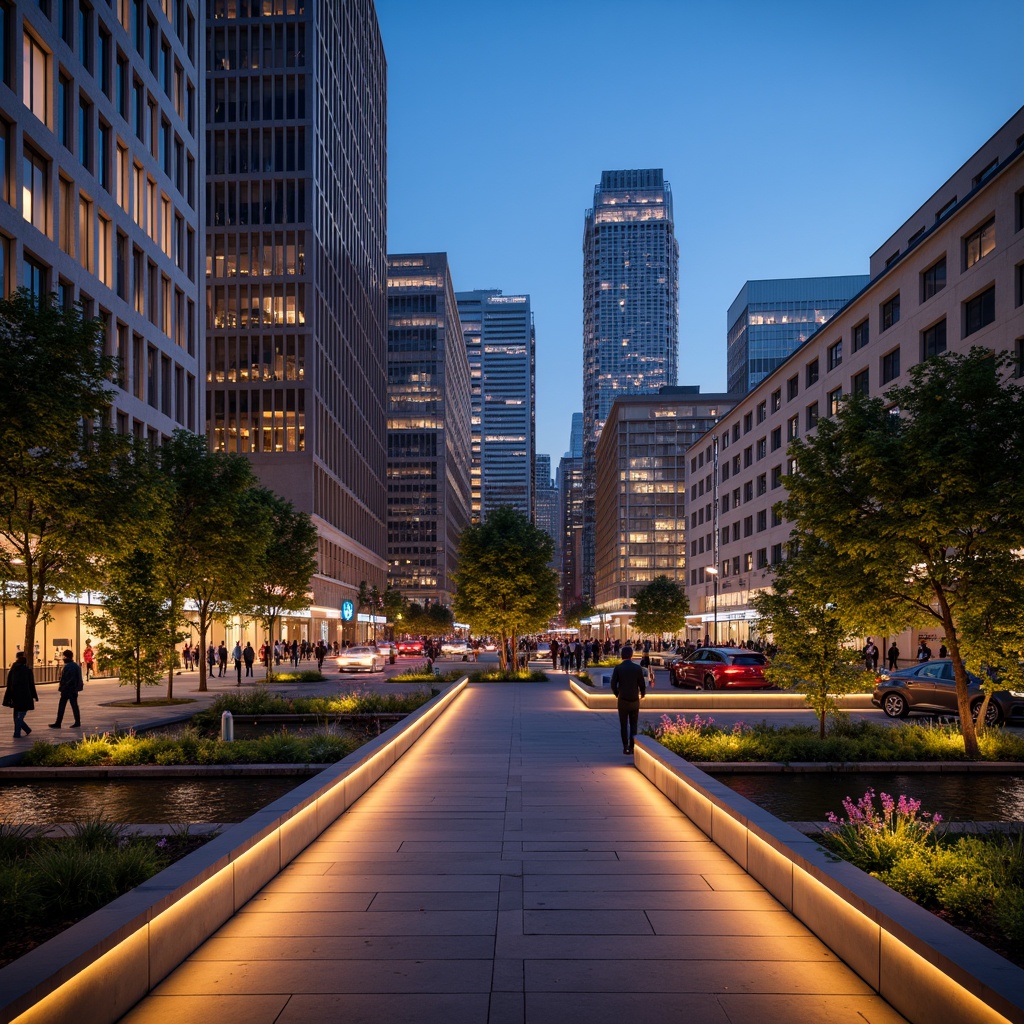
[{"left": 119, "top": 681, "right": 905, "bottom": 1024}]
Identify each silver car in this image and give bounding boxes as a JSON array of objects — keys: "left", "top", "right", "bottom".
[{"left": 336, "top": 646, "right": 384, "bottom": 673}]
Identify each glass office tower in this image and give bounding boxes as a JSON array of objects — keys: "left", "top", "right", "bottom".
[
  {"left": 206, "top": 0, "right": 387, "bottom": 644},
  {"left": 386, "top": 254, "right": 472, "bottom": 609},
  {"left": 726, "top": 276, "right": 868, "bottom": 395},
  {"left": 582, "top": 168, "right": 679, "bottom": 601}
]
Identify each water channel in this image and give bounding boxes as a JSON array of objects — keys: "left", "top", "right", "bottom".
[{"left": 712, "top": 771, "right": 1024, "bottom": 823}]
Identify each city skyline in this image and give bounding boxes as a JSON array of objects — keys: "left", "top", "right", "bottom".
[{"left": 376, "top": 0, "right": 1024, "bottom": 460}]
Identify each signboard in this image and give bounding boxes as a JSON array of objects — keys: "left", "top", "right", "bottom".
[{"left": 341, "top": 601, "right": 355, "bottom": 622}]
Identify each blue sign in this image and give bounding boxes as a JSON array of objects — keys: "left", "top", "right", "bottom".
[{"left": 341, "top": 600, "right": 355, "bottom": 622}]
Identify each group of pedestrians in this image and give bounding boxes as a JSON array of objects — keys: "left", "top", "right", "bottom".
[{"left": 3, "top": 648, "right": 84, "bottom": 737}]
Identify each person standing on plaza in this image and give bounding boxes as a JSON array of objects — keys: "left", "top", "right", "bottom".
[
  {"left": 550, "top": 637, "right": 559, "bottom": 671},
  {"left": 887, "top": 642, "right": 900, "bottom": 671},
  {"left": 82, "top": 640, "right": 95, "bottom": 680},
  {"left": 49, "top": 649, "right": 83, "bottom": 729},
  {"left": 232, "top": 641, "right": 243, "bottom": 685},
  {"left": 207, "top": 643, "right": 217, "bottom": 676},
  {"left": 610, "top": 645, "right": 646, "bottom": 755},
  {"left": 243, "top": 642, "right": 256, "bottom": 677},
  {"left": 4, "top": 651, "right": 38, "bottom": 738},
  {"left": 216, "top": 641, "right": 227, "bottom": 677}
]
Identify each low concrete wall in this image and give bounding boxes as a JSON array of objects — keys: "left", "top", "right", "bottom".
[
  {"left": 0, "top": 679, "right": 469, "bottom": 1024},
  {"left": 633, "top": 736, "right": 1024, "bottom": 1024},
  {"left": 568, "top": 676, "right": 875, "bottom": 710}
]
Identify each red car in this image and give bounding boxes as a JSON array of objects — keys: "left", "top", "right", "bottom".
[
  {"left": 669, "top": 647, "right": 770, "bottom": 690},
  {"left": 395, "top": 639, "right": 424, "bottom": 655}
]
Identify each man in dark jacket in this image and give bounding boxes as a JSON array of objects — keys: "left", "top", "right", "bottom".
[
  {"left": 5, "top": 651, "right": 38, "bottom": 738},
  {"left": 610, "top": 645, "right": 646, "bottom": 755},
  {"left": 49, "top": 649, "right": 83, "bottom": 729}
]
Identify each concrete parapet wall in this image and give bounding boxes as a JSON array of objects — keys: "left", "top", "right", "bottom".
[
  {"left": 567, "top": 675, "right": 875, "bottom": 710},
  {"left": 0, "top": 679, "right": 469, "bottom": 1024},
  {"left": 633, "top": 736, "right": 1024, "bottom": 1024}
]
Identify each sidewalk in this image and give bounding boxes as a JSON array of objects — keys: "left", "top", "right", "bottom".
[{"left": 119, "top": 680, "right": 905, "bottom": 1024}]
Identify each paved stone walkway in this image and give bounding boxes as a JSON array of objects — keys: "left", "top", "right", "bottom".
[{"left": 120, "top": 681, "right": 906, "bottom": 1024}]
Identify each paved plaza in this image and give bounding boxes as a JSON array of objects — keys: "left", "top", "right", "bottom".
[{"left": 117, "top": 680, "right": 905, "bottom": 1024}]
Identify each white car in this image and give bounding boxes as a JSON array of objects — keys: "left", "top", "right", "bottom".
[
  {"left": 440, "top": 640, "right": 470, "bottom": 657},
  {"left": 336, "top": 646, "right": 383, "bottom": 673}
]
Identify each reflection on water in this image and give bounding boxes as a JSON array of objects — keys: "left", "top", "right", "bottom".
[
  {"left": 0, "top": 777, "right": 313, "bottom": 825},
  {"left": 713, "top": 772, "right": 1024, "bottom": 823}
]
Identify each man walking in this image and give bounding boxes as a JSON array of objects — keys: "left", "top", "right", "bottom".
[
  {"left": 610, "top": 645, "right": 645, "bottom": 755},
  {"left": 218, "top": 641, "right": 228, "bottom": 677},
  {"left": 232, "top": 641, "right": 243, "bottom": 685},
  {"left": 49, "top": 649, "right": 83, "bottom": 729},
  {"left": 243, "top": 642, "right": 256, "bottom": 677}
]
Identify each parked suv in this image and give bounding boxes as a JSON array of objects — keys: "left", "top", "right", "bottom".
[{"left": 669, "top": 647, "right": 770, "bottom": 690}]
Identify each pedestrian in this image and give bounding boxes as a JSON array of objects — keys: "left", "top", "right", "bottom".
[
  {"left": 182, "top": 643, "right": 192, "bottom": 671},
  {"left": 273, "top": 640, "right": 281, "bottom": 665},
  {"left": 232, "top": 641, "right": 243, "bottom": 685},
  {"left": 315, "top": 640, "right": 326, "bottom": 671},
  {"left": 862, "top": 639, "right": 875, "bottom": 672},
  {"left": 217, "top": 641, "right": 228, "bottom": 677},
  {"left": 4, "top": 651, "right": 38, "bottom": 738},
  {"left": 82, "top": 639, "right": 95, "bottom": 680},
  {"left": 917, "top": 641, "right": 932, "bottom": 662},
  {"left": 290, "top": 639, "right": 299, "bottom": 666},
  {"left": 550, "top": 638, "right": 559, "bottom": 671},
  {"left": 610, "top": 645, "right": 645, "bottom": 755},
  {"left": 207, "top": 643, "right": 217, "bottom": 676},
  {"left": 243, "top": 642, "right": 256, "bottom": 677},
  {"left": 640, "top": 648, "right": 655, "bottom": 689},
  {"left": 49, "top": 649, "right": 83, "bottom": 729},
  {"left": 887, "top": 642, "right": 899, "bottom": 671},
  {"left": 939, "top": 643, "right": 948, "bottom": 659}
]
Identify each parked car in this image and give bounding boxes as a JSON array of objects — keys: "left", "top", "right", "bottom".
[
  {"left": 871, "top": 659, "right": 1024, "bottom": 726},
  {"left": 336, "top": 646, "right": 384, "bottom": 673},
  {"left": 669, "top": 647, "right": 770, "bottom": 690},
  {"left": 375, "top": 641, "right": 397, "bottom": 663},
  {"left": 395, "top": 638, "right": 424, "bottom": 655},
  {"left": 440, "top": 640, "right": 470, "bottom": 658}
]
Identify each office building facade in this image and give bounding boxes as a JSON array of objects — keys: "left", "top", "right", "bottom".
[
  {"left": 684, "top": 108, "right": 1024, "bottom": 645},
  {"left": 594, "top": 387, "right": 731, "bottom": 613},
  {"left": 727, "top": 276, "right": 869, "bottom": 396},
  {"left": 205, "top": 0, "right": 387, "bottom": 644},
  {"left": 534, "top": 453, "right": 560, "bottom": 571},
  {"left": 386, "top": 253, "right": 472, "bottom": 610},
  {"left": 582, "top": 168, "right": 679, "bottom": 601},
  {"left": 1, "top": 0, "right": 204, "bottom": 442},
  {"left": 456, "top": 289, "right": 535, "bottom": 523},
  {"left": 558, "top": 453, "right": 584, "bottom": 614}
]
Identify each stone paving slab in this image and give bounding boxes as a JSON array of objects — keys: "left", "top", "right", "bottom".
[{"left": 118, "top": 681, "right": 906, "bottom": 1024}]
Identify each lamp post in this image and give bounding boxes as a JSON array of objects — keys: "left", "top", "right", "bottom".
[{"left": 705, "top": 566, "right": 719, "bottom": 645}]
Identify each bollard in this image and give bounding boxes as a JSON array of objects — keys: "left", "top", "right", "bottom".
[{"left": 221, "top": 710, "right": 234, "bottom": 742}]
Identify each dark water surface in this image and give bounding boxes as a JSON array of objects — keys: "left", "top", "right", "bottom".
[
  {"left": 712, "top": 771, "right": 1024, "bottom": 822},
  {"left": 0, "top": 776, "right": 311, "bottom": 824}
]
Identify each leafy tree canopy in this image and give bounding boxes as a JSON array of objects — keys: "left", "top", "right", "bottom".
[
  {"left": 632, "top": 575, "right": 689, "bottom": 636},
  {"left": 563, "top": 600, "right": 595, "bottom": 629},
  {"left": 780, "top": 347, "right": 1024, "bottom": 756}
]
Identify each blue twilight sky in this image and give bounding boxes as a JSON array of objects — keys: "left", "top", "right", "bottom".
[{"left": 376, "top": 0, "right": 1024, "bottom": 466}]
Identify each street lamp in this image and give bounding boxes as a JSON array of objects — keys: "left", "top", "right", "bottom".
[{"left": 705, "top": 566, "right": 719, "bottom": 645}]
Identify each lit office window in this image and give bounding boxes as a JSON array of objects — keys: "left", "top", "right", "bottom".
[{"left": 23, "top": 32, "right": 48, "bottom": 124}]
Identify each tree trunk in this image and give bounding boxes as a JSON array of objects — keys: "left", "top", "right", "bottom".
[{"left": 939, "top": 600, "right": 979, "bottom": 758}]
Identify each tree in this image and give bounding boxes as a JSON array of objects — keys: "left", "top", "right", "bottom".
[
  {"left": 86, "top": 550, "right": 172, "bottom": 703},
  {"left": 632, "top": 576, "right": 689, "bottom": 637},
  {"left": 780, "top": 348, "right": 1024, "bottom": 757},
  {"left": 452, "top": 506, "right": 559, "bottom": 670},
  {"left": 751, "top": 534, "right": 875, "bottom": 737},
  {"left": 0, "top": 291, "right": 146, "bottom": 665},
  {"left": 563, "top": 599, "right": 595, "bottom": 630},
  {"left": 245, "top": 490, "right": 318, "bottom": 678}
]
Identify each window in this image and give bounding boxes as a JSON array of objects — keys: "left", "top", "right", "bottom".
[
  {"left": 806, "top": 402, "right": 819, "bottom": 430},
  {"left": 964, "top": 286, "right": 995, "bottom": 337},
  {"left": 786, "top": 414, "right": 799, "bottom": 441},
  {"left": 743, "top": 411, "right": 752, "bottom": 434},
  {"left": 881, "top": 295, "right": 900, "bottom": 331},
  {"left": 922, "top": 319, "right": 946, "bottom": 359},
  {"left": 98, "top": 28, "right": 110, "bottom": 96},
  {"left": 78, "top": 192, "right": 92, "bottom": 271},
  {"left": 78, "top": 2, "right": 92, "bottom": 71},
  {"left": 1017, "top": 263, "right": 1024, "bottom": 309},
  {"left": 827, "top": 387, "right": 843, "bottom": 417},
  {"left": 757, "top": 509, "right": 767, "bottom": 532},
  {"left": 852, "top": 368, "right": 869, "bottom": 397},
  {"left": 58, "top": 176, "right": 73, "bottom": 253},
  {"left": 805, "top": 358, "right": 819, "bottom": 387},
  {"left": 756, "top": 437, "right": 766, "bottom": 460},
  {"left": 770, "top": 426, "right": 781, "bottom": 451},
  {"left": 0, "top": 119, "right": 8, "bottom": 205},
  {"left": 756, "top": 473, "right": 766, "bottom": 496},
  {"left": 787, "top": 375, "right": 798, "bottom": 401},
  {"left": 78, "top": 95, "right": 92, "bottom": 170},
  {"left": 921, "top": 257, "right": 946, "bottom": 301},
  {"left": 1017, "top": 337, "right": 1024, "bottom": 380},
  {"left": 756, "top": 400, "right": 766, "bottom": 424},
  {"left": 58, "top": 73, "right": 72, "bottom": 148},
  {"left": 964, "top": 218, "right": 995, "bottom": 269},
  {"left": 852, "top": 319, "right": 870, "bottom": 352},
  {"left": 881, "top": 348, "right": 901, "bottom": 385},
  {"left": 827, "top": 340, "right": 842, "bottom": 371},
  {"left": 0, "top": 4, "right": 10, "bottom": 87},
  {"left": 1017, "top": 190, "right": 1024, "bottom": 233},
  {"left": 732, "top": 423, "right": 740, "bottom": 443},
  {"left": 23, "top": 253, "right": 48, "bottom": 300},
  {"left": 97, "top": 214, "right": 111, "bottom": 286},
  {"left": 936, "top": 196, "right": 957, "bottom": 222},
  {"left": 97, "top": 121, "right": 110, "bottom": 191},
  {"left": 771, "top": 465, "right": 782, "bottom": 489},
  {"left": 116, "top": 53, "right": 127, "bottom": 117},
  {"left": 23, "top": 31, "right": 48, "bottom": 124},
  {"left": 743, "top": 445, "right": 752, "bottom": 468},
  {"left": 770, "top": 388, "right": 781, "bottom": 413},
  {"left": 22, "top": 147, "right": 48, "bottom": 234},
  {"left": 0, "top": 235, "right": 8, "bottom": 296}
]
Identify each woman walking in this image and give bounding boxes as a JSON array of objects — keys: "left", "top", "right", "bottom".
[{"left": 4, "top": 651, "right": 39, "bottom": 738}]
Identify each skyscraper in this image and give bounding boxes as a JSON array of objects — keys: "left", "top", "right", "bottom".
[
  {"left": 456, "top": 289, "right": 536, "bottom": 523},
  {"left": 206, "top": 0, "right": 387, "bottom": 644},
  {"left": 727, "top": 276, "right": 869, "bottom": 395},
  {"left": 386, "top": 254, "right": 472, "bottom": 609},
  {"left": 534, "top": 454, "right": 560, "bottom": 571},
  {"left": 582, "top": 168, "right": 679, "bottom": 600}
]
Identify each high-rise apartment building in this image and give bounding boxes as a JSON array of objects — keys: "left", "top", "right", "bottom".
[
  {"left": 582, "top": 168, "right": 679, "bottom": 600},
  {"left": 0, "top": 0, "right": 204, "bottom": 442},
  {"left": 534, "top": 454, "right": 560, "bottom": 571},
  {"left": 558, "top": 452, "right": 584, "bottom": 614},
  {"left": 567, "top": 411, "right": 583, "bottom": 459},
  {"left": 594, "top": 387, "right": 732, "bottom": 614},
  {"left": 727, "top": 276, "right": 869, "bottom": 395},
  {"left": 456, "top": 289, "right": 536, "bottom": 523},
  {"left": 386, "top": 254, "right": 472, "bottom": 609},
  {"left": 205, "top": 0, "right": 387, "bottom": 644}
]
